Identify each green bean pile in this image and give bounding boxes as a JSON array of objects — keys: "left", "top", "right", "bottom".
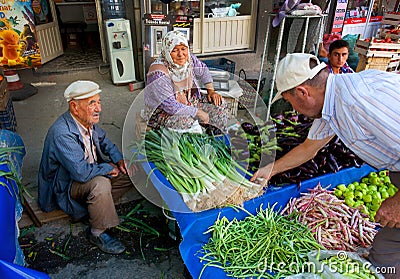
[{"left": 198, "top": 205, "right": 323, "bottom": 278}]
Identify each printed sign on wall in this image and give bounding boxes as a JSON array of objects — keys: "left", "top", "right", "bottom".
[
  {"left": 0, "top": 0, "right": 41, "bottom": 69},
  {"left": 332, "top": 0, "right": 349, "bottom": 33}
]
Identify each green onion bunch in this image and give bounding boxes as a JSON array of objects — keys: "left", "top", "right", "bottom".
[
  {"left": 0, "top": 146, "right": 25, "bottom": 202},
  {"left": 130, "top": 129, "right": 263, "bottom": 210}
]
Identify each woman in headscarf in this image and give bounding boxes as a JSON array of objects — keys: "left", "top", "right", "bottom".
[{"left": 142, "top": 30, "right": 229, "bottom": 133}]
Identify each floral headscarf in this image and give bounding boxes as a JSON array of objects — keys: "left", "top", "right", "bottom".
[{"left": 156, "top": 30, "right": 192, "bottom": 84}]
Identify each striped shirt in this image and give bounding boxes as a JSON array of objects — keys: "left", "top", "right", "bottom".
[
  {"left": 308, "top": 70, "right": 400, "bottom": 171},
  {"left": 326, "top": 61, "right": 354, "bottom": 74}
]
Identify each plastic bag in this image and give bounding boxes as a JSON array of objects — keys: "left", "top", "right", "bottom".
[
  {"left": 322, "top": 33, "right": 342, "bottom": 54},
  {"left": 307, "top": 250, "right": 385, "bottom": 279},
  {"left": 342, "top": 34, "right": 360, "bottom": 71},
  {"left": 169, "top": 120, "right": 203, "bottom": 134},
  {"left": 290, "top": 3, "right": 322, "bottom": 16}
]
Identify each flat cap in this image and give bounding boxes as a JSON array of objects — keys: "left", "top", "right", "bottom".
[{"left": 64, "top": 80, "right": 101, "bottom": 102}]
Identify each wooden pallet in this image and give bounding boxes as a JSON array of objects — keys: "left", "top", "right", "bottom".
[
  {"left": 20, "top": 186, "right": 144, "bottom": 229},
  {"left": 20, "top": 193, "right": 69, "bottom": 228}
]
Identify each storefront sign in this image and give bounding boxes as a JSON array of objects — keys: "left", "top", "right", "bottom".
[
  {"left": 331, "top": 0, "right": 348, "bottom": 33},
  {"left": 144, "top": 14, "right": 170, "bottom": 25},
  {"left": 344, "top": 16, "right": 383, "bottom": 24},
  {"left": 0, "top": 0, "right": 41, "bottom": 69}
]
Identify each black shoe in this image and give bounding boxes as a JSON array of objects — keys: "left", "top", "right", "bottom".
[{"left": 85, "top": 228, "right": 126, "bottom": 254}]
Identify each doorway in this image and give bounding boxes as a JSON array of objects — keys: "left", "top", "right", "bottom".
[{"left": 37, "top": 0, "right": 105, "bottom": 74}]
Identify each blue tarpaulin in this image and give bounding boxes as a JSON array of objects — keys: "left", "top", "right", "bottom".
[{"left": 142, "top": 159, "right": 377, "bottom": 279}]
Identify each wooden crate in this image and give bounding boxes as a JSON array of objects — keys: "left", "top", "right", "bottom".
[
  {"left": 387, "top": 54, "right": 400, "bottom": 71},
  {"left": 377, "top": 29, "right": 400, "bottom": 41},
  {"left": 355, "top": 38, "right": 400, "bottom": 57},
  {"left": 356, "top": 55, "right": 392, "bottom": 72},
  {"left": 382, "top": 12, "right": 400, "bottom": 25}
]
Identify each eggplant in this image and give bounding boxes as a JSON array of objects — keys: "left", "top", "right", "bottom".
[
  {"left": 250, "top": 125, "right": 260, "bottom": 136},
  {"left": 241, "top": 122, "right": 254, "bottom": 134}
]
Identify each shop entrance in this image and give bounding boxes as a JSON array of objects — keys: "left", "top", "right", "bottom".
[{"left": 38, "top": 0, "right": 104, "bottom": 73}]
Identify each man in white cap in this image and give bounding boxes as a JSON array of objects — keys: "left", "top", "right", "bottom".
[
  {"left": 251, "top": 53, "right": 400, "bottom": 276},
  {"left": 38, "top": 80, "right": 139, "bottom": 254}
]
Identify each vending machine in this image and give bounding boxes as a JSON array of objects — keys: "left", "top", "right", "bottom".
[{"left": 104, "top": 18, "right": 136, "bottom": 84}]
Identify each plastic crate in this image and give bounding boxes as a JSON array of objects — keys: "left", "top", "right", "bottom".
[
  {"left": 0, "top": 95, "right": 16, "bottom": 132},
  {"left": 201, "top": 58, "right": 236, "bottom": 74}
]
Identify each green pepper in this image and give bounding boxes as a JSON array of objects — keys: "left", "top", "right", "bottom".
[
  {"left": 368, "top": 172, "right": 378, "bottom": 178},
  {"left": 361, "top": 177, "right": 370, "bottom": 184},
  {"left": 379, "top": 170, "right": 388, "bottom": 177},
  {"left": 369, "top": 177, "right": 379, "bottom": 185}
]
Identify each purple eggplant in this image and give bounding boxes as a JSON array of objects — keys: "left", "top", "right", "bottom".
[{"left": 241, "top": 122, "right": 254, "bottom": 134}]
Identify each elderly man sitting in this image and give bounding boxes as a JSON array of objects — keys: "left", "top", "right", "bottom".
[{"left": 38, "top": 80, "right": 140, "bottom": 254}]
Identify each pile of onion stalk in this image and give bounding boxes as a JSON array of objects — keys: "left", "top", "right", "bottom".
[{"left": 130, "top": 129, "right": 263, "bottom": 211}]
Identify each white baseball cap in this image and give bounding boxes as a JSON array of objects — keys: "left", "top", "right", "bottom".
[
  {"left": 271, "top": 53, "right": 327, "bottom": 103},
  {"left": 64, "top": 80, "right": 101, "bottom": 102}
]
